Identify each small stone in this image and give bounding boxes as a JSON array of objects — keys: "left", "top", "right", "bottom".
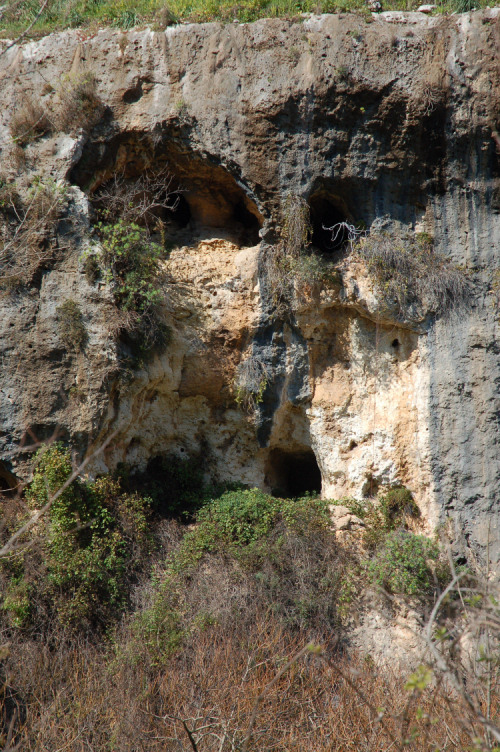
[
  {"left": 367, "top": 0, "right": 383, "bottom": 10},
  {"left": 329, "top": 505, "right": 365, "bottom": 531},
  {"left": 417, "top": 4, "right": 437, "bottom": 12}
]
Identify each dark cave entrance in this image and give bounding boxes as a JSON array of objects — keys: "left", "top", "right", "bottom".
[
  {"left": 71, "top": 131, "right": 263, "bottom": 248},
  {"left": 165, "top": 192, "right": 192, "bottom": 228},
  {"left": 308, "top": 193, "right": 350, "bottom": 255},
  {"left": 265, "top": 448, "right": 322, "bottom": 498}
]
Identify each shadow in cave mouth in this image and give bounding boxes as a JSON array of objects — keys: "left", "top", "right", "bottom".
[
  {"left": 265, "top": 448, "right": 322, "bottom": 498},
  {"left": 309, "top": 193, "right": 351, "bottom": 255},
  {"left": 70, "top": 130, "right": 263, "bottom": 247}
]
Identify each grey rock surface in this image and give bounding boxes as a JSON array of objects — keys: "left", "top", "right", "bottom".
[{"left": 0, "top": 10, "right": 499, "bottom": 566}]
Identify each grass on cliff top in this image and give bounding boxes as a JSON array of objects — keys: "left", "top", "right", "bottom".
[{"left": 0, "top": 0, "right": 485, "bottom": 40}]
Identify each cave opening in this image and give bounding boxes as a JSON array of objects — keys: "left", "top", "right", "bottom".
[
  {"left": 309, "top": 193, "right": 350, "bottom": 255},
  {"left": 165, "top": 192, "right": 192, "bottom": 229},
  {"left": 265, "top": 448, "right": 322, "bottom": 498},
  {"left": 71, "top": 131, "right": 263, "bottom": 248}
]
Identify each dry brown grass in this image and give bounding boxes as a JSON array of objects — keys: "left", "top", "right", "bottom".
[
  {"left": 9, "top": 96, "right": 51, "bottom": 148},
  {"left": 0, "top": 176, "right": 67, "bottom": 288},
  {"left": 54, "top": 73, "right": 105, "bottom": 134},
  {"left": 2, "top": 609, "right": 494, "bottom": 752}
]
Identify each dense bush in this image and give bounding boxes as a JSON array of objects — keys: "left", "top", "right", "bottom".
[
  {"left": 2, "top": 443, "right": 152, "bottom": 632},
  {"left": 367, "top": 530, "right": 441, "bottom": 595},
  {"left": 130, "top": 489, "right": 342, "bottom": 664}
]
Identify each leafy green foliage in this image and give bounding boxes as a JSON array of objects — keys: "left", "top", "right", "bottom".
[
  {"left": 367, "top": 531, "right": 441, "bottom": 595},
  {"left": 98, "top": 220, "right": 163, "bottom": 312},
  {"left": 56, "top": 299, "right": 88, "bottom": 351},
  {"left": 6, "top": 443, "right": 152, "bottom": 631},
  {"left": 94, "top": 220, "right": 171, "bottom": 359},
  {"left": 184, "top": 488, "right": 331, "bottom": 558}
]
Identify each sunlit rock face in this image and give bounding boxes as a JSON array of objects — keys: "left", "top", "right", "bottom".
[{"left": 0, "top": 9, "right": 499, "bottom": 566}]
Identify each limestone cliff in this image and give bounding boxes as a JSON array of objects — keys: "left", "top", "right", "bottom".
[{"left": 0, "top": 9, "right": 499, "bottom": 566}]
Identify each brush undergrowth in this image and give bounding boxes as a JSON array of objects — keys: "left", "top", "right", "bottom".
[{"left": 0, "top": 448, "right": 481, "bottom": 752}]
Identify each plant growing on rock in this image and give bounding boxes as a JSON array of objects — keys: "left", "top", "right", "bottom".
[
  {"left": 367, "top": 530, "right": 442, "bottom": 595},
  {"left": 0, "top": 175, "right": 68, "bottom": 288},
  {"left": 352, "top": 231, "right": 474, "bottom": 318},
  {"left": 1, "top": 443, "right": 152, "bottom": 632},
  {"left": 92, "top": 165, "right": 180, "bottom": 234},
  {"left": 56, "top": 299, "right": 88, "bottom": 351},
  {"left": 94, "top": 219, "right": 171, "bottom": 358},
  {"left": 55, "top": 72, "right": 105, "bottom": 134},
  {"left": 265, "top": 193, "right": 339, "bottom": 315},
  {"left": 9, "top": 95, "right": 52, "bottom": 147},
  {"left": 234, "top": 353, "right": 269, "bottom": 411}
]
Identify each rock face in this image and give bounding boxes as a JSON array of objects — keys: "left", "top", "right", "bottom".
[{"left": 0, "top": 10, "right": 499, "bottom": 566}]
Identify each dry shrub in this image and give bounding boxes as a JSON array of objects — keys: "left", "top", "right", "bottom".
[
  {"left": 354, "top": 232, "right": 474, "bottom": 318},
  {"left": 233, "top": 352, "right": 269, "bottom": 411},
  {"left": 102, "top": 304, "right": 141, "bottom": 339},
  {"left": 1, "top": 609, "right": 493, "bottom": 752},
  {"left": 55, "top": 73, "right": 105, "bottom": 134},
  {"left": 56, "top": 299, "right": 88, "bottom": 351},
  {"left": 9, "top": 96, "right": 51, "bottom": 147},
  {"left": 92, "top": 166, "right": 180, "bottom": 232},
  {"left": 263, "top": 194, "right": 338, "bottom": 316},
  {"left": 0, "top": 177, "right": 67, "bottom": 288}
]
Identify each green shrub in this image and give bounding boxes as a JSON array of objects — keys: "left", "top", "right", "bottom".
[
  {"left": 367, "top": 531, "right": 442, "bottom": 595},
  {"left": 56, "top": 299, "right": 88, "bottom": 351},
  {"left": 95, "top": 220, "right": 170, "bottom": 359},
  {"left": 2, "top": 576, "right": 31, "bottom": 628},
  {"left": 20, "top": 443, "right": 152, "bottom": 631},
  {"left": 333, "top": 487, "right": 420, "bottom": 549}
]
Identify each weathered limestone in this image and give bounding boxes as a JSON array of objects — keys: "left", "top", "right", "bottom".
[{"left": 0, "top": 9, "right": 499, "bottom": 566}]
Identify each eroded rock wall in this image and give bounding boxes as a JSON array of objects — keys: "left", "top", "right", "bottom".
[{"left": 0, "top": 10, "right": 499, "bottom": 565}]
